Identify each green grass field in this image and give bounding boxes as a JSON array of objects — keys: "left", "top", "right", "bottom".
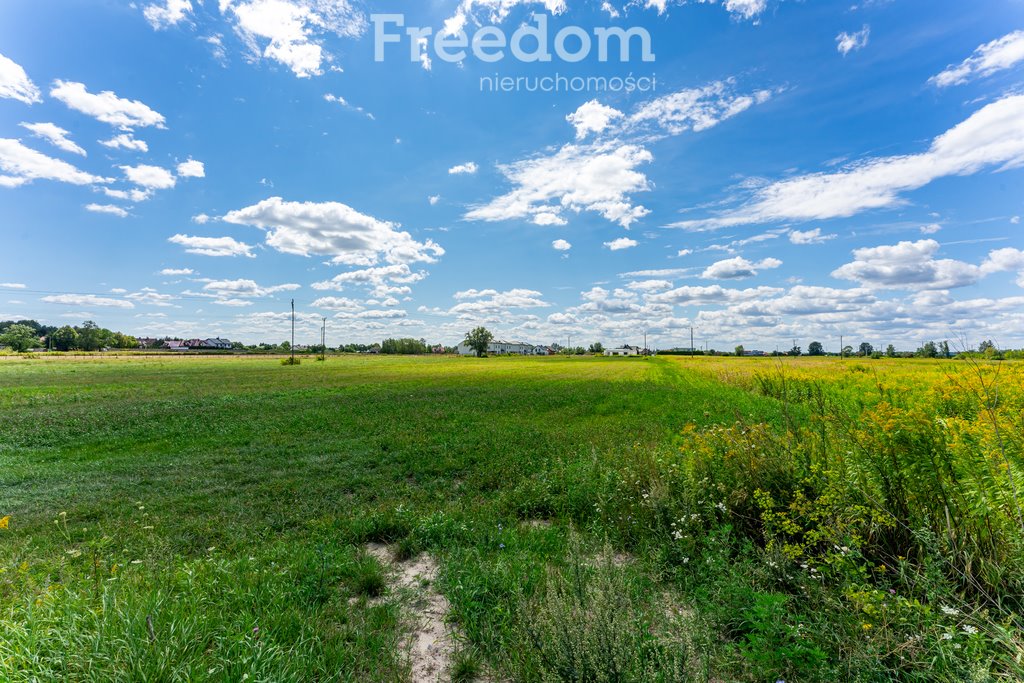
[{"left": 1, "top": 354, "right": 1022, "bottom": 681}]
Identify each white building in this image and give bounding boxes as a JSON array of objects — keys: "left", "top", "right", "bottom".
[
  {"left": 604, "top": 345, "right": 642, "bottom": 357},
  {"left": 457, "top": 340, "right": 536, "bottom": 356}
]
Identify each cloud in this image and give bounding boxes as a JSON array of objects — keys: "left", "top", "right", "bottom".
[
  {"left": 647, "top": 284, "right": 782, "bottom": 305},
  {"left": 19, "top": 122, "right": 86, "bottom": 156},
  {"left": 442, "top": 0, "right": 567, "bottom": 37},
  {"left": 605, "top": 237, "right": 638, "bottom": 251},
  {"left": 566, "top": 100, "right": 625, "bottom": 140},
  {"left": 100, "top": 134, "right": 149, "bottom": 152},
  {"left": 168, "top": 233, "right": 256, "bottom": 257},
  {"left": 470, "top": 80, "right": 773, "bottom": 229},
  {"left": 192, "top": 213, "right": 211, "bottom": 224},
  {"left": 446, "top": 288, "right": 550, "bottom": 316},
  {"left": 0, "top": 283, "right": 27, "bottom": 289},
  {"left": 85, "top": 203, "right": 129, "bottom": 217},
  {"left": 176, "top": 158, "right": 205, "bottom": 178},
  {"left": 0, "top": 52, "right": 41, "bottom": 104},
  {"left": 143, "top": 0, "right": 193, "bottom": 29},
  {"left": 50, "top": 80, "right": 166, "bottom": 130},
  {"left": 619, "top": 267, "right": 692, "bottom": 278},
  {"left": 467, "top": 143, "right": 652, "bottom": 228},
  {"left": 919, "top": 223, "right": 941, "bottom": 235},
  {"left": 930, "top": 30, "right": 1024, "bottom": 88},
  {"left": 311, "top": 264, "right": 426, "bottom": 295},
  {"left": 552, "top": 239, "right": 572, "bottom": 251},
  {"left": 122, "top": 164, "right": 176, "bottom": 189},
  {"left": 641, "top": 0, "right": 768, "bottom": 21},
  {"left": 628, "top": 80, "right": 775, "bottom": 137},
  {"left": 126, "top": 288, "right": 178, "bottom": 307},
  {"left": 0, "top": 138, "right": 110, "bottom": 187},
  {"left": 836, "top": 25, "right": 870, "bottom": 55},
  {"left": 831, "top": 239, "right": 1024, "bottom": 290},
  {"left": 323, "top": 93, "right": 374, "bottom": 119},
  {"left": 159, "top": 268, "right": 194, "bottom": 275},
  {"left": 448, "top": 161, "right": 479, "bottom": 175},
  {"left": 102, "top": 187, "right": 151, "bottom": 202},
  {"left": 428, "top": 195, "right": 440, "bottom": 206},
  {"left": 220, "top": 0, "right": 367, "bottom": 78},
  {"left": 676, "top": 249, "right": 693, "bottom": 256},
  {"left": 789, "top": 228, "right": 836, "bottom": 244},
  {"left": 312, "top": 296, "right": 364, "bottom": 311},
  {"left": 222, "top": 196, "right": 444, "bottom": 266},
  {"left": 670, "top": 95, "right": 1024, "bottom": 230},
  {"left": 202, "top": 279, "right": 300, "bottom": 299},
  {"left": 41, "top": 294, "right": 134, "bottom": 309},
  {"left": 702, "top": 256, "right": 782, "bottom": 279}
]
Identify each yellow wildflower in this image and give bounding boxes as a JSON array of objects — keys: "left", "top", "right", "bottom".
[{"left": 0, "top": 515, "right": 9, "bottom": 530}]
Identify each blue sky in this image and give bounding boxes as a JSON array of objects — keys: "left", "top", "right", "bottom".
[{"left": 1, "top": 0, "right": 1023, "bottom": 350}]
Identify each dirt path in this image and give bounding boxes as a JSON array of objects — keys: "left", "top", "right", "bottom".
[{"left": 366, "top": 544, "right": 455, "bottom": 682}]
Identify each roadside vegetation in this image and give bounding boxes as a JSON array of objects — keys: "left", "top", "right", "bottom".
[{"left": 1, "top": 354, "right": 1021, "bottom": 681}]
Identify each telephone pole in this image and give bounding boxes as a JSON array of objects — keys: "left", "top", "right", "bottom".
[
  {"left": 690, "top": 327, "right": 694, "bottom": 357},
  {"left": 290, "top": 299, "right": 295, "bottom": 363},
  {"left": 321, "top": 317, "right": 326, "bottom": 361},
  {"left": 840, "top": 335, "right": 844, "bottom": 360}
]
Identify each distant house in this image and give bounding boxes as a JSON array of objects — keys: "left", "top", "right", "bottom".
[
  {"left": 605, "top": 345, "right": 642, "bottom": 357},
  {"left": 164, "top": 340, "right": 188, "bottom": 351},
  {"left": 743, "top": 350, "right": 768, "bottom": 357},
  {"left": 456, "top": 340, "right": 536, "bottom": 356},
  {"left": 182, "top": 338, "right": 233, "bottom": 350}
]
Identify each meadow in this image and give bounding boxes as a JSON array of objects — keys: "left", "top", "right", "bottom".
[{"left": 0, "top": 354, "right": 1021, "bottom": 682}]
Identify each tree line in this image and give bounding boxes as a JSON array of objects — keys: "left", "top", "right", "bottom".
[{"left": 0, "top": 320, "right": 137, "bottom": 352}]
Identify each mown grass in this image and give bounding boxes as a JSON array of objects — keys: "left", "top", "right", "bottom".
[{"left": 1, "top": 354, "right": 1020, "bottom": 681}]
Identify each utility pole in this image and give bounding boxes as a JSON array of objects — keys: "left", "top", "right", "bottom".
[
  {"left": 840, "top": 335, "right": 844, "bottom": 360},
  {"left": 644, "top": 331, "right": 647, "bottom": 355},
  {"left": 690, "top": 327, "right": 694, "bottom": 357},
  {"left": 321, "top": 317, "right": 326, "bottom": 361},
  {"left": 290, "top": 299, "right": 295, "bottom": 364}
]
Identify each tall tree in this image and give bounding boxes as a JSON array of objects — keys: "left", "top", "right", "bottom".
[
  {"left": 859, "top": 342, "right": 874, "bottom": 357},
  {"left": 77, "top": 321, "right": 104, "bottom": 351},
  {"left": 464, "top": 327, "right": 494, "bottom": 357},
  {"left": 0, "top": 324, "right": 37, "bottom": 352},
  {"left": 807, "top": 341, "right": 824, "bottom": 356},
  {"left": 51, "top": 326, "right": 79, "bottom": 351}
]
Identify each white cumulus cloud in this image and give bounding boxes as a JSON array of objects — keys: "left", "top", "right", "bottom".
[
  {"left": 100, "top": 134, "right": 149, "bottom": 152},
  {"left": 671, "top": 95, "right": 1024, "bottom": 230},
  {"left": 41, "top": 294, "right": 134, "bottom": 309},
  {"left": 223, "top": 196, "right": 444, "bottom": 266},
  {"left": 177, "top": 158, "right": 205, "bottom": 178},
  {"left": 0, "top": 52, "right": 41, "bottom": 104},
  {"left": 605, "top": 237, "right": 638, "bottom": 251},
  {"left": 168, "top": 234, "right": 256, "bottom": 257},
  {"left": 85, "top": 203, "right": 129, "bottom": 217},
  {"left": 448, "top": 161, "right": 479, "bottom": 175},
  {"left": 19, "top": 123, "right": 86, "bottom": 156},
  {"left": 702, "top": 256, "right": 782, "bottom": 279},
  {"left": 930, "top": 30, "right": 1024, "bottom": 88},
  {"left": 143, "top": 0, "right": 193, "bottom": 29},
  {"left": 50, "top": 80, "right": 166, "bottom": 130},
  {"left": 836, "top": 25, "right": 870, "bottom": 56},
  {"left": 221, "top": 0, "right": 367, "bottom": 78},
  {"left": 0, "top": 138, "right": 110, "bottom": 187},
  {"left": 122, "top": 164, "right": 176, "bottom": 189}
]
